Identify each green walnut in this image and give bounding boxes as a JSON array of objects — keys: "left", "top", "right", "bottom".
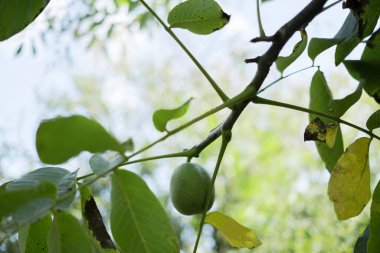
[{"left": 170, "top": 162, "right": 215, "bottom": 215}]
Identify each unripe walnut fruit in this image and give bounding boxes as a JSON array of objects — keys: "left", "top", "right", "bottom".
[{"left": 170, "top": 162, "right": 215, "bottom": 215}]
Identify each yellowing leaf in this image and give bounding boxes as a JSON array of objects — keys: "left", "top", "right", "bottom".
[
  {"left": 304, "top": 117, "right": 338, "bottom": 148},
  {"left": 328, "top": 137, "right": 372, "bottom": 220},
  {"left": 205, "top": 211, "right": 261, "bottom": 249}
]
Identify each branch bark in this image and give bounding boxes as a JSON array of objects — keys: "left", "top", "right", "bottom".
[{"left": 191, "top": 0, "right": 328, "bottom": 156}]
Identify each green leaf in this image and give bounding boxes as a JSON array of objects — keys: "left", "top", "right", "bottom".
[
  {"left": 354, "top": 225, "right": 369, "bottom": 253},
  {"left": 344, "top": 31, "right": 380, "bottom": 104},
  {"left": 363, "top": 0, "right": 380, "bottom": 37},
  {"left": 7, "top": 167, "right": 77, "bottom": 212},
  {"left": 309, "top": 70, "right": 344, "bottom": 171},
  {"left": 167, "top": 0, "right": 230, "bottom": 35},
  {"left": 328, "top": 137, "right": 371, "bottom": 220},
  {"left": 89, "top": 153, "right": 125, "bottom": 177},
  {"left": 0, "top": 181, "right": 56, "bottom": 221},
  {"left": 205, "top": 212, "right": 261, "bottom": 249},
  {"left": 48, "top": 211, "right": 93, "bottom": 253},
  {"left": 329, "top": 11, "right": 359, "bottom": 39},
  {"left": 334, "top": 36, "right": 360, "bottom": 65},
  {"left": 308, "top": 12, "right": 358, "bottom": 62},
  {"left": 18, "top": 215, "right": 52, "bottom": 253},
  {"left": 152, "top": 98, "right": 192, "bottom": 132},
  {"left": 347, "top": 0, "right": 380, "bottom": 38},
  {"left": 329, "top": 84, "right": 362, "bottom": 118},
  {"left": 0, "top": 182, "right": 8, "bottom": 192},
  {"left": 344, "top": 60, "right": 380, "bottom": 102},
  {"left": 89, "top": 154, "right": 109, "bottom": 178},
  {"left": 276, "top": 30, "right": 307, "bottom": 74},
  {"left": 367, "top": 110, "right": 380, "bottom": 131},
  {"left": 308, "top": 38, "right": 340, "bottom": 63},
  {"left": 0, "top": 0, "right": 50, "bottom": 41},
  {"left": 315, "top": 0, "right": 380, "bottom": 65},
  {"left": 36, "top": 115, "right": 124, "bottom": 164},
  {"left": 368, "top": 180, "right": 380, "bottom": 252},
  {"left": 6, "top": 168, "right": 75, "bottom": 226},
  {"left": 80, "top": 185, "right": 118, "bottom": 252},
  {"left": 110, "top": 170, "right": 179, "bottom": 253}
]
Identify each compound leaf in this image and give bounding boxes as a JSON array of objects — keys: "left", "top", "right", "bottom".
[
  {"left": 328, "top": 137, "right": 371, "bottom": 220},
  {"left": 205, "top": 212, "right": 261, "bottom": 249}
]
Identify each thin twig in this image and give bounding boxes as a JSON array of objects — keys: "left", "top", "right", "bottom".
[
  {"left": 128, "top": 90, "right": 251, "bottom": 159},
  {"left": 322, "top": 0, "right": 343, "bottom": 12},
  {"left": 253, "top": 96, "right": 380, "bottom": 141},
  {"left": 137, "top": 0, "right": 229, "bottom": 102},
  {"left": 77, "top": 91, "right": 252, "bottom": 182},
  {"left": 245, "top": 56, "right": 261, "bottom": 64},
  {"left": 257, "top": 65, "right": 317, "bottom": 94},
  {"left": 170, "top": 0, "right": 329, "bottom": 182},
  {"left": 256, "top": 0, "right": 266, "bottom": 37},
  {"left": 250, "top": 35, "right": 275, "bottom": 42},
  {"left": 192, "top": 131, "right": 231, "bottom": 253}
]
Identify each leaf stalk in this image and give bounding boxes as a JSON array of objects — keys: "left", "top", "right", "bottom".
[
  {"left": 253, "top": 96, "right": 380, "bottom": 141},
  {"left": 192, "top": 130, "right": 231, "bottom": 253},
  {"left": 137, "top": 0, "right": 229, "bottom": 102}
]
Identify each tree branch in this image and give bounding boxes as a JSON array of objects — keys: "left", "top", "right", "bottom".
[
  {"left": 189, "top": 0, "right": 328, "bottom": 157},
  {"left": 245, "top": 56, "right": 261, "bottom": 64},
  {"left": 250, "top": 35, "right": 275, "bottom": 42}
]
